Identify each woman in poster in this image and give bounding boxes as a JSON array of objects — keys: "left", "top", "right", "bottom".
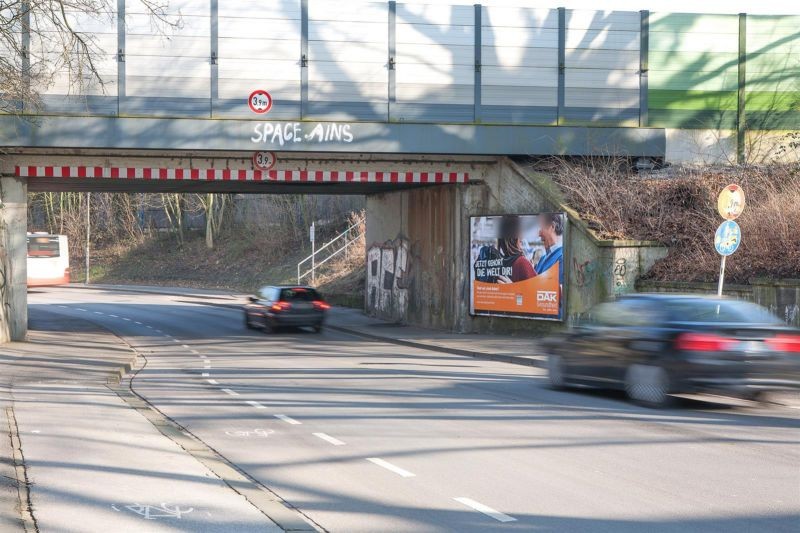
[{"left": 497, "top": 216, "right": 537, "bottom": 283}]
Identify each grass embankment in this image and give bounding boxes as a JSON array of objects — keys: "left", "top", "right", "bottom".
[
  {"left": 80, "top": 226, "right": 366, "bottom": 304},
  {"left": 539, "top": 160, "right": 800, "bottom": 284}
]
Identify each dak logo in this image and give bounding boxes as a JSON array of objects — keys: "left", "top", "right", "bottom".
[{"left": 537, "top": 291, "right": 557, "bottom": 303}]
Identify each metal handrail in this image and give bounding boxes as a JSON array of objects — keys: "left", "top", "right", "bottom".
[
  {"left": 297, "top": 234, "right": 361, "bottom": 283},
  {"left": 297, "top": 217, "right": 364, "bottom": 284}
]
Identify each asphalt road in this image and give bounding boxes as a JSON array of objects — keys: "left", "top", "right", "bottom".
[{"left": 30, "top": 287, "right": 800, "bottom": 533}]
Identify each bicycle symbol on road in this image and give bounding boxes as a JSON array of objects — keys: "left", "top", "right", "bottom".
[
  {"left": 112, "top": 503, "right": 194, "bottom": 520},
  {"left": 225, "top": 428, "right": 275, "bottom": 438}
]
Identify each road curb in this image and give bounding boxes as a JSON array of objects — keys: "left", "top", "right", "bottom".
[{"left": 326, "top": 324, "right": 545, "bottom": 368}]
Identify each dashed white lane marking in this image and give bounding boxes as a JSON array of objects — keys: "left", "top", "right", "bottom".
[
  {"left": 191, "top": 350, "right": 200, "bottom": 355},
  {"left": 135, "top": 321, "right": 142, "bottom": 325},
  {"left": 221, "top": 388, "right": 239, "bottom": 396},
  {"left": 206, "top": 379, "right": 219, "bottom": 385},
  {"left": 93, "top": 311, "right": 103, "bottom": 315},
  {"left": 203, "top": 359, "right": 211, "bottom": 365},
  {"left": 122, "top": 318, "right": 131, "bottom": 322},
  {"left": 109, "top": 314, "right": 118, "bottom": 318},
  {"left": 367, "top": 458, "right": 415, "bottom": 478},
  {"left": 453, "top": 498, "right": 516, "bottom": 523},
  {"left": 155, "top": 329, "right": 162, "bottom": 333},
  {"left": 274, "top": 414, "right": 301, "bottom": 425},
  {"left": 313, "top": 433, "right": 345, "bottom": 446},
  {"left": 58, "top": 305, "right": 68, "bottom": 309},
  {"left": 246, "top": 401, "right": 267, "bottom": 409},
  {"left": 146, "top": 325, "right": 153, "bottom": 329},
  {"left": 172, "top": 339, "right": 180, "bottom": 343},
  {"left": 76, "top": 308, "right": 87, "bottom": 312},
  {"left": 202, "top": 372, "right": 210, "bottom": 377},
  {"left": 182, "top": 345, "right": 190, "bottom": 349}
]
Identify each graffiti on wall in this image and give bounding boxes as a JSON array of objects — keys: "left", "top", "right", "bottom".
[{"left": 367, "top": 237, "right": 412, "bottom": 320}]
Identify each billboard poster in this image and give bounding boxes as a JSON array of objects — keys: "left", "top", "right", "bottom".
[{"left": 469, "top": 214, "right": 566, "bottom": 321}]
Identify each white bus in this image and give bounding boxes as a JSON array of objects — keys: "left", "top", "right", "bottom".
[{"left": 27, "top": 233, "right": 70, "bottom": 287}]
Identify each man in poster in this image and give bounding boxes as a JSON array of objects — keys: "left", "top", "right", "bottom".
[{"left": 535, "top": 213, "right": 564, "bottom": 275}]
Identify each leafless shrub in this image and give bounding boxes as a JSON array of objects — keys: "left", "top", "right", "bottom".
[{"left": 536, "top": 158, "right": 800, "bottom": 284}]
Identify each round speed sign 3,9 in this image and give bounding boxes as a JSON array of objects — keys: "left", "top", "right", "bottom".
[
  {"left": 717, "top": 184, "right": 745, "bottom": 220},
  {"left": 248, "top": 90, "right": 273, "bottom": 114},
  {"left": 253, "top": 151, "right": 276, "bottom": 171}
]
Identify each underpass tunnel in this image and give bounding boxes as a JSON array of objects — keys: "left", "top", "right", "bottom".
[{"left": 0, "top": 150, "right": 499, "bottom": 342}]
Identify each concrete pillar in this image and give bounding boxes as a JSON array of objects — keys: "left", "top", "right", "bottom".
[{"left": 0, "top": 177, "right": 27, "bottom": 342}]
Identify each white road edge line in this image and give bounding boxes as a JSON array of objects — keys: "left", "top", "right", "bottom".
[
  {"left": 246, "top": 401, "right": 267, "bottom": 409},
  {"left": 313, "top": 433, "right": 345, "bottom": 446},
  {"left": 453, "top": 498, "right": 516, "bottom": 523},
  {"left": 366, "top": 458, "right": 415, "bottom": 478},
  {"left": 221, "top": 388, "right": 239, "bottom": 396},
  {"left": 274, "top": 414, "right": 301, "bottom": 425}
]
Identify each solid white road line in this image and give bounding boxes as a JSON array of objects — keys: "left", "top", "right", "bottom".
[
  {"left": 366, "top": 458, "right": 415, "bottom": 478},
  {"left": 246, "top": 401, "right": 267, "bottom": 409},
  {"left": 453, "top": 498, "right": 516, "bottom": 523},
  {"left": 206, "top": 379, "right": 219, "bottom": 385},
  {"left": 274, "top": 414, "right": 301, "bottom": 425},
  {"left": 221, "top": 388, "right": 239, "bottom": 396},
  {"left": 313, "top": 433, "right": 345, "bottom": 446}
]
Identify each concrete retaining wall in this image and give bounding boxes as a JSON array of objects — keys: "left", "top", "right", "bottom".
[{"left": 637, "top": 279, "right": 800, "bottom": 327}]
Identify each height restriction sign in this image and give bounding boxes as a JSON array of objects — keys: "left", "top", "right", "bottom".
[{"left": 248, "top": 90, "right": 273, "bottom": 114}]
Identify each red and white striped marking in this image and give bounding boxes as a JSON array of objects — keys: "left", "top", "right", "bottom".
[{"left": 15, "top": 166, "right": 469, "bottom": 184}]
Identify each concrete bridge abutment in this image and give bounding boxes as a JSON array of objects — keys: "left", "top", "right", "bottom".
[
  {"left": 365, "top": 157, "right": 668, "bottom": 335},
  {"left": 0, "top": 176, "right": 28, "bottom": 342}
]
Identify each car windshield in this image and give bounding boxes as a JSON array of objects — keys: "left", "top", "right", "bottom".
[
  {"left": 666, "top": 299, "right": 782, "bottom": 324},
  {"left": 280, "top": 288, "right": 322, "bottom": 302}
]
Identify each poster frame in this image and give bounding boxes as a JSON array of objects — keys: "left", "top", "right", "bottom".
[{"left": 467, "top": 213, "right": 568, "bottom": 322}]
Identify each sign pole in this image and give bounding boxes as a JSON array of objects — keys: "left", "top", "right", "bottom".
[
  {"left": 85, "top": 192, "right": 91, "bottom": 285},
  {"left": 310, "top": 222, "right": 316, "bottom": 285},
  {"left": 717, "top": 255, "right": 726, "bottom": 297}
]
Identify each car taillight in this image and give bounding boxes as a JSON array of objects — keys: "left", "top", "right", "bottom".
[
  {"left": 270, "top": 301, "right": 291, "bottom": 312},
  {"left": 765, "top": 334, "right": 800, "bottom": 353},
  {"left": 674, "top": 333, "right": 737, "bottom": 352},
  {"left": 313, "top": 300, "right": 331, "bottom": 311}
]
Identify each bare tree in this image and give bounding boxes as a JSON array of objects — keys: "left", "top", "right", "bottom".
[{"left": 1, "top": 0, "right": 178, "bottom": 114}]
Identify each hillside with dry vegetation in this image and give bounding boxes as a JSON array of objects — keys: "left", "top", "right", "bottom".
[{"left": 536, "top": 159, "right": 800, "bottom": 284}]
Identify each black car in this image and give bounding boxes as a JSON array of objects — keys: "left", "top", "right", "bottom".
[
  {"left": 543, "top": 294, "right": 800, "bottom": 407},
  {"left": 244, "top": 285, "right": 330, "bottom": 333}
]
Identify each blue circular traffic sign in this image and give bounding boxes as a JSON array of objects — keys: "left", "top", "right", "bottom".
[{"left": 714, "top": 220, "right": 741, "bottom": 256}]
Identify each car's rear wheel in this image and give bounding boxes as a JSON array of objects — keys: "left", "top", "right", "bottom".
[
  {"left": 244, "top": 312, "right": 255, "bottom": 330},
  {"left": 625, "top": 364, "right": 673, "bottom": 408},
  {"left": 547, "top": 354, "right": 567, "bottom": 389},
  {"left": 313, "top": 324, "right": 323, "bottom": 333}
]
